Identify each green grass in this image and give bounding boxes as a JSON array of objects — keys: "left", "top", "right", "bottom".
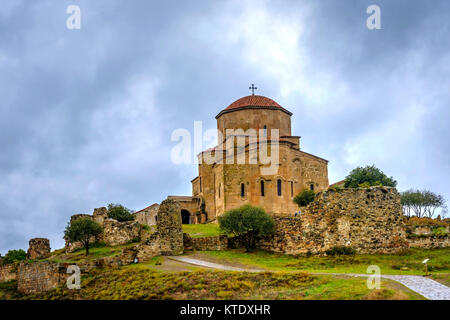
[
  {"left": 182, "top": 223, "right": 221, "bottom": 238},
  {"left": 45, "top": 242, "right": 137, "bottom": 264},
  {"left": 4, "top": 268, "right": 422, "bottom": 300},
  {"left": 198, "top": 247, "right": 450, "bottom": 275}
]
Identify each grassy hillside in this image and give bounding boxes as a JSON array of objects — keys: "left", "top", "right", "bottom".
[{"left": 0, "top": 267, "right": 423, "bottom": 300}]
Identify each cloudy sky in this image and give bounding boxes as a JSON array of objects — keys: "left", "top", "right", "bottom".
[{"left": 1, "top": 0, "right": 449, "bottom": 254}]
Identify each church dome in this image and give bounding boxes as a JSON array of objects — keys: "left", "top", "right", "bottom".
[
  {"left": 216, "top": 95, "right": 292, "bottom": 119},
  {"left": 225, "top": 95, "right": 282, "bottom": 110}
]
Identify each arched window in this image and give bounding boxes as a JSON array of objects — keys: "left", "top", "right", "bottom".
[
  {"left": 263, "top": 125, "right": 267, "bottom": 137},
  {"left": 310, "top": 184, "right": 314, "bottom": 191},
  {"left": 260, "top": 180, "right": 265, "bottom": 197},
  {"left": 277, "top": 179, "right": 282, "bottom": 196},
  {"left": 240, "top": 183, "right": 245, "bottom": 197}
]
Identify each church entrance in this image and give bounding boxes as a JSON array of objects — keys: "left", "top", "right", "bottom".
[{"left": 181, "top": 209, "right": 191, "bottom": 224}]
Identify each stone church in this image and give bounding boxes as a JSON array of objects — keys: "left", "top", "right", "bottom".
[{"left": 168, "top": 93, "right": 329, "bottom": 224}]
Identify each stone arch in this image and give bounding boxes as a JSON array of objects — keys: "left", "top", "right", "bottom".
[{"left": 181, "top": 209, "right": 191, "bottom": 224}]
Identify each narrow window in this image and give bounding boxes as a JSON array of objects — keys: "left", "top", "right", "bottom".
[
  {"left": 241, "top": 183, "right": 245, "bottom": 197},
  {"left": 200, "top": 177, "right": 202, "bottom": 192},
  {"left": 310, "top": 184, "right": 314, "bottom": 191},
  {"left": 277, "top": 179, "right": 282, "bottom": 196},
  {"left": 290, "top": 181, "right": 294, "bottom": 197},
  {"left": 263, "top": 125, "right": 267, "bottom": 137},
  {"left": 261, "top": 180, "right": 265, "bottom": 197},
  {"left": 218, "top": 184, "right": 221, "bottom": 198}
]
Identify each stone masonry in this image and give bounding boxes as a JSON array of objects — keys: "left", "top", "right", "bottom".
[
  {"left": 259, "top": 187, "right": 409, "bottom": 255},
  {"left": 157, "top": 199, "right": 184, "bottom": 255},
  {"left": 183, "top": 233, "right": 228, "bottom": 251},
  {"left": 27, "top": 238, "right": 51, "bottom": 260},
  {"left": 102, "top": 219, "right": 141, "bottom": 246},
  {"left": 17, "top": 261, "right": 66, "bottom": 294},
  {"left": 0, "top": 264, "right": 17, "bottom": 282}
]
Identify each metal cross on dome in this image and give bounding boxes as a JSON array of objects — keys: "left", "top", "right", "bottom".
[{"left": 249, "top": 84, "right": 257, "bottom": 95}]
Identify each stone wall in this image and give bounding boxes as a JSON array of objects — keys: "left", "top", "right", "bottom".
[
  {"left": 0, "top": 264, "right": 17, "bottom": 282},
  {"left": 65, "top": 208, "right": 141, "bottom": 251},
  {"left": 408, "top": 236, "right": 450, "bottom": 249},
  {"left": 102, "top": 219, "right": 141, "bottom": 246},
  {"left": 183, "top": 233, "right": 228, "bottom": 251},
  {"left": 17, "top": 261, "right": 67, "bottom": 294},
  {"left": 27, "top": 238, "right": 51, "bottom": 260},
  {"left": 157, "top": 199, "right": 184, "bottom": 255},
  {"left": 259, "top": 187, "right": 408, "bottom": 255}
]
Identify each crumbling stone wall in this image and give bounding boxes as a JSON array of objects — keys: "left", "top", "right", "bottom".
[
  {"left": 102, "top": 219, "right": 141, "bottom": 246},
  {"left": 65, "top": 208, "right": 141, "bottom": 251},
  {"left": 259, "top": 187, "right": 408, "bottom": 255},
  {"left": 17, "top": 261, "right": 67, "bottom": 294},
  {"left": 93, "top": 207, "right": 108, "bottom": 226},
  {"left": 157, "top": 199, "right": 183, "bottom": 255},
  {"left": 27, "top": 238, "right": 51, "bottom": 260},
  {"left": 183, "top": 233, "right": 228, "bottom": 251},
  {"left": 408, "top": 236, "right": 450, "bottom": 249},
  {"left": 0, "top": 264, "right": 17, "bottom": 282}
]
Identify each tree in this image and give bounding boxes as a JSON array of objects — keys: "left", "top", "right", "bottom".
[
  {"left": 344, "top": 165, "right": 397, "bottom": 188},
  {"left": 218, "top": 204, "right": 275, "bottom": 252},
  {"left": 107, "top": 203, "right": 135, "bottom": 222},
  {"left": 400, "top": 189, "right": 446, "bottom": 218},
  {"left": 293, "top": 189, "right": 315, "bottom": 207},
  {"left": 1, "top": 249, "right": 27, "bottom": 265},
  {"left": 64, "top": 217, "right": 103, "bottom": 255}
]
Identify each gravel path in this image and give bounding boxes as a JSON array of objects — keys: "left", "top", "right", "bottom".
[
  {"left": 169, "top": 256, "right": 263, "bottom": 272},
  {"left": 353, "top": 274, "right": 450, "bottom": 300},
  {"left": 169, "top": 256, "right": 450, "bottom": 300}
]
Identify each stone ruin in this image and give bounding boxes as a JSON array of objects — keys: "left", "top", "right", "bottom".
[
  {"left": 65, "top": 208, "right": 141, "bottom": 252},
  {"left": 157, "top": 199, "right": 184, "bottom": 255},
  {"left": 121, "top": 199, "right": 184, "bottom": 263},
  {"left": 258, "top": 187, "right": 409, "bottom": 255},
  {"left": 27, "top": 238, "right": 51, "bottom": 260}
]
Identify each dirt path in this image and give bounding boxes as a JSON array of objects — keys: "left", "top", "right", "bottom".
[{"left": 169, "top": 256, "right": 450, "bottom": 300}]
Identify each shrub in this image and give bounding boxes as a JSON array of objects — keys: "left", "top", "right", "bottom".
[
  {"left": 293, "top": 190, "right": 315, "bottom": 207},
  {"left": 344, "top": 165, "right": 397, "bottom": 188},
  {"left": 107, "top": 203, "right": 135, "bottom": 222},
  {"left": 2, "top": 249, "right": 27, "bottom": 265},
  {"left": 64, "top": 217, "right": 103, "bottom": 255},
  {"left": 218, "top": 204, "right": 275, "bottom": 252},
  {"left": 325, "top": 246, "right": 356, "bottom": 256}
]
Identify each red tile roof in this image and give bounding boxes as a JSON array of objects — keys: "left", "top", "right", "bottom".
[
  {"left": 225, "top": 95, "right": 282, "bottom": 110},
  {"left": 216, "top": 95, "right": 292, "bottom": 119}
]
